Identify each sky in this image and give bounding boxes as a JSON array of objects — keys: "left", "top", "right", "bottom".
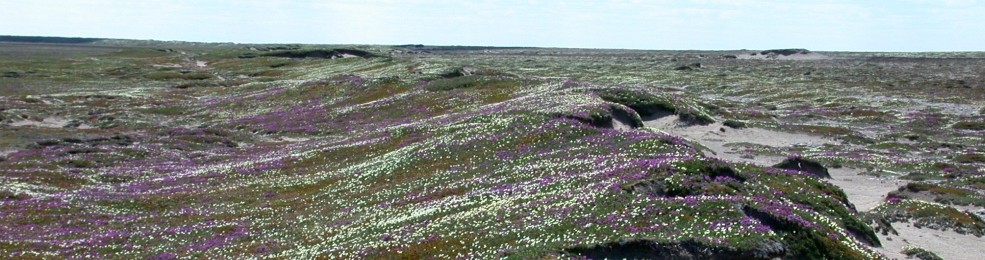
[{"left": 1, "top": 0, "right": 983, "bottom": 51}]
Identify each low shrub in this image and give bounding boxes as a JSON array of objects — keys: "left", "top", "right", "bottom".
[
  {"left": 594, "top": 88, "right": 676, "bottom": 118},
  {"left": 872, "top": 199, "right": 985, "bottom": 236},
  {"left": 425, "top": 76, "right": 515, "bottom": 91},
  {"left": 144, "top": 71, "right": 213, "bottom": 81},
  {"left": 901, "top": 246, "right": 943, "bottom": 260},
  {"left": 723, "top": 119, "right": 747, "bottom": 128},
  {"left": 954, "top": 153, "right": 985, "bottom": 163},
  {"left": 952, "top": 121, "right": 985, "bottom": 130}
]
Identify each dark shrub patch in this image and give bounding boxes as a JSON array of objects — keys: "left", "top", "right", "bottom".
[
  {"left": 873, "top": 199, "right": 985, "bottom": 237},
  {"left": 677, "top": 107, "right": 716, "bottom": 125},
  {"left": 954, "top": 153, "right": 985, "bottom": 163},
  {"left": 425, "top": 75, "right": 485, "bottom": 91},
  {"left": 760, "top": 49, "right": 809, "bottom": 56},
  {"left": 565, "top": 239, "right": 785, "bottom": 260},
  {"left": 173, "top": 81, "right": 219, "bottom": 89},
  {"left": 96, "top": 174, "right": 135, "bottom": 184},
  {"left": 0, "top": 35, "right": 101, "bottom": 44},
  {"left": 0, "top": 190, "right": 31, "bottom": 201},
  {"left": 891, "top": 182, "right": 985, "bottom": 207},
  {"left": 744, "top": 203, "right": 878, "bottom": 258},
  {"left": 723, "top": 119, "right": 747, "bottom": 128},
  {"left": 594, "top": 89, "right": 676, "bottom": 118},
  {"left": 902, "top": 246, "right": 944, "bottom": 260},
  {"left": 952, "top": 121, "right": 985, "bottom": 130},
  {"left": 774, "top": 156, "right": 830, "bottom": 179},
  {"left": 145, "top": 71, "right": 213, "bottom": 81},
  {"left": 262, "top": 49, "right": 375, "bottom": 59},
  {"left": 674, "top": 62, "right": 702, "bottom": 71},
  {"left": 609, "top": 104, "right": 643, "bottom": 128},
  {"left": 425, "top": 75, "right": 516, "bottom": 91}
]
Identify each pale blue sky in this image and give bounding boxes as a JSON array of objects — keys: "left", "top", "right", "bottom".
[{"left": 1, "top": 0, "right": 983, "bottom": 51}]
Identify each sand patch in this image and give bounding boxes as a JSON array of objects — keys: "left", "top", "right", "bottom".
[
  {"left": 827, "top": 167, "right": 905, "bottom": 211},
  {"left": 152, "top": 63, "right": 182, "bottom": 68},
  {"left": 643, "top": 115, "right": 902, "bottom": 211},
  {"left": 10, "top": 117, "right": 70, "bottom": 128},
  {"left": 643, "top": 116, "right": 833, "bottom": 164},
  {"left": 876, "top": 224, "right": 985, "bottom": 260}
]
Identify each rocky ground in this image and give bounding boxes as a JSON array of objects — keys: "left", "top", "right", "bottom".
[{"left": 1, "top": 38, "right": 983, "bottom": 259}]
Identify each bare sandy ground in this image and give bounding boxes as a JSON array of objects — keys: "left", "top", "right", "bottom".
[
  {"left": 9, "top": 117, "right": 69, "bottom": 128},
  {"left": 827, "top": 167, "right": 905, "bottom": 211},
  {"left": 640, "top": 115, "right": 980, "bottom": 259},
  {"left": 641, "top": 115, "right": 832, "bottom": 164},
  {"left": 642, "top": 115, "right": 902, "bottom": 210},
  {"left": 877, "top": 224, "right": 985, "bottom": 260},
  {"left": 7, "top": 117, "right": 95, "bottom": 129}
]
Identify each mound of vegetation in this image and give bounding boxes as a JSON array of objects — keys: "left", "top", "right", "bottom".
[
  {"left": 871, "top": 199, "right": 985, "bottom": 237},
  {"left": 952, "top": 120, "right": 985, "bottom": 131},
  {"left": 424, "top": 75, "right": 518, "bottom": 91},
  {"left": 144, "top": 71, "right": 213, "bottom": 81},
  {"left": 760, "top": 49, "right": 810, "bottom": 56},
  {"left": 902, "top": 246, "right": 944, "bottom": 260},
  {"left": 565, "top": 239, "right": 786, "bottom": 259},
  {"left": 260, "top": 48, "right": 376, "bottom": 59},
  {"left": 723, "top": 119, "right": 747, "bottom": 128},
  {"left": 773, "top": 156, "right": 831, "bottom": 179},
  {"left": 593, "top": 88, "right": 715, "bottom": 125},
  {"left": 0, "top": 35, "right": 102, "bottom": 44},
  {"left": 889, "top": 183, "right": 985, "bottom": 207}
]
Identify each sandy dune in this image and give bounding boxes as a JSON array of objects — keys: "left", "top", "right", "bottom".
[{"left": 640, "top": 115, "right": 985, "bottom": 259}]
